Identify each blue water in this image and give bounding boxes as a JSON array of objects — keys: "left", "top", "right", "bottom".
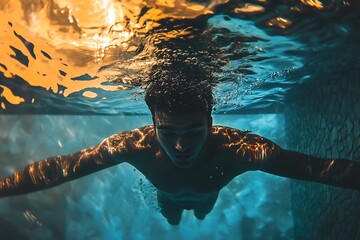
[{"left": 0, "top": 0, "right": 359, "bottom": 239}]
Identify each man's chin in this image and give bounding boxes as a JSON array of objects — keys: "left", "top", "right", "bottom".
[
  {"left": 175, "top": 161, "right": 193, "bottom": 168},
  {"left": 171, "top": 157, "right": 195, "bottom": 168}
]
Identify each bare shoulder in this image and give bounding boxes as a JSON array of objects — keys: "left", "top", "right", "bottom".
[
  {"left": 109, "top": 125, "right": 155, "bottom": 142},
  {"left": 211, "top": 126, "right": 250, "bottom": 139},
  {"left": 211, "top": 126, "right": 280, "bottom": 168},
  {"left": 100, "top": 125, "right": 157, "bottom": 158}
]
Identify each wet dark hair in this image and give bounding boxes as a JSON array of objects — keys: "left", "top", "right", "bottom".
[{"left": 144, "top": 60, "right": 215, "bottom": 118}]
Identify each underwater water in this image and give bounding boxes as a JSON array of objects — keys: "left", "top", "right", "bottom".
[
  {"left": 0, "top": 0, "right": 359, "bottom": 239},
  {"left": 0, "top": 114, "right": 291, "bottom": 240}
]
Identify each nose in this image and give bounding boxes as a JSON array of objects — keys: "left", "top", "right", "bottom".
[
  {"left": 175, "top": 143, "right": 188, "bottom": 152},
  {"left": 175, "top": 137, "right": 189, "bottom": 152}
]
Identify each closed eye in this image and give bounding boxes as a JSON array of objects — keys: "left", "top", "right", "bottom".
[
  {"left": 187, "top": 129, "right": 202, "bottom": 135},
  {"left": 158, "top": 126, "right": 206, "bottom": 136},
  {"left": 158, "top": 130, "right": 176, "bottom": 136},
  {"left": 185, "top": 126, "right": 206, "bottom": 135}
]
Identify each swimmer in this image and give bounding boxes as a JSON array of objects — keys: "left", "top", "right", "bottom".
[{"left": 1, "top": 61, "right": 359, "bottom": 225}]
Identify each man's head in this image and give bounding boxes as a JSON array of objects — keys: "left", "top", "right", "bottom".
[
  {"left": 145, "top": 60, "right": 214, "bottom": 119},
  {"left": 145, "top": 60, "right": 215, "bottom": 168}
]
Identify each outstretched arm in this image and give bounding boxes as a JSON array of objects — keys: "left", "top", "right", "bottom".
[
  {"left": 262, "top": 149, "right": 360, "bottom": 190},
  {"left": 233, "top": 130, "right": 360, "bottom": 190},
  {"left": 0, "top": 126, "right": 155, "bottom": 198},
  {"left": 216, "top": 126, "right": 360, "bottom": 190}
]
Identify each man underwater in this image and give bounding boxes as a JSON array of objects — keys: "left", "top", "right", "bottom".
[{"left": 1, "top": 61, "right": 359, "bottom": 225}]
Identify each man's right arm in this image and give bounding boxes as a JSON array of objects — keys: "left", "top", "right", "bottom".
[{"left": 0, "top": 125, "right": 155, "bottom": 198}]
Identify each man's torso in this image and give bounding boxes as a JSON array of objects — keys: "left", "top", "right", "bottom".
[{"left": 125, "top": 126, "right": 256, "bottom": 208}]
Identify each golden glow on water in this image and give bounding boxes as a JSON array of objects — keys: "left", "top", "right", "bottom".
[
  {"left": 0, "top": 84, "right": 25, "bottom": 105},
  {"left": 0, "top": 0, "right": 347, "bottom": 111},
  {"left": 234, "top": 4, "right": 265, "bottom": 14},
  {"left": 266, "top": 17, "right": 292, "bottom": 29},
  {"left": 0, "top": 18, "right": 122, "bottom": 106},
  {"left": 300, "top": 0, "right": 324, "bottom": 9},
  {"left": 82, "top": 91, "right": 98, "bottom": 98},
  {"left": 0, "top": 85, "right": 25, "bottom": 105},
  {"left": 0, "top": 0, "right": 222, "bottom": 108}
]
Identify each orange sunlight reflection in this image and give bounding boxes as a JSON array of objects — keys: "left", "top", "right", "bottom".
[
  {"left": 234, "top": 3, "right": 265, "bottom": 14},
  {"left": 266, "top": 17, "right": 292, "bottom": 29},
  {"left": 300, "top": 0, "right": 324, "bottom": 9},
  {"left": 0, "top": 0, "right": 223, "bottom": 108}
]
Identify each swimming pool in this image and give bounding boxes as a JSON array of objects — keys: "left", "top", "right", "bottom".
[{"left": 0, "top": 0, "right": 359, "bottom": 239}]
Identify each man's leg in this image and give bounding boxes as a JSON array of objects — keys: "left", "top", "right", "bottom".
[
  {"left": 193, "top": 193, "right": 218, "bottom": 220},
  {"left": 157, "top": 191, "right": 183, "bottom": 225}
]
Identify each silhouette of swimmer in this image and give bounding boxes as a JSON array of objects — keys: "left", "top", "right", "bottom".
[{"left": 1, "top": 61, "right": 360, "bottom": 225}]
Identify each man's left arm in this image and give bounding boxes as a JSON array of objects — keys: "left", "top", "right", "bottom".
[
  {"left": 217, "top": 127, "right": 360, "bottom": 190},
  {"left": 262, "top": 148, "right": 360, "bottom": 190}
]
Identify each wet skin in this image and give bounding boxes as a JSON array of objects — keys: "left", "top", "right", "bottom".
[
  {"left": 139, "top": 112, "right": 246, "bottom": 224},
  {"left": 154, "top": 111, "right": 211, "bottom": 169},
  {"left": 1, "top": 111, "right": 360, "bottom": 225}
]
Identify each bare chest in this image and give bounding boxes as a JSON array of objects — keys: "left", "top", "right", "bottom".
[
  {"left": 132, "top": 153, "right": 240, "bottom": 201},
  {"left": 153, "top": 168, "right": 230, "bottom": 204}
]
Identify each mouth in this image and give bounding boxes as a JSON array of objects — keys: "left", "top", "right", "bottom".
[
  {"left": 171, "top": 154, "right": 194, "bottom": 168},
  {"left": 172, "top": 154, "right": 192, "bottom": 161}
]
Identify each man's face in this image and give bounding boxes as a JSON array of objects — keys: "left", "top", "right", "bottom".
[{"left": 154, "top": 111, "right": 212, "bottom": 169}]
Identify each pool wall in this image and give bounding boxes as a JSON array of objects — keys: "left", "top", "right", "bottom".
[{"left": 284, "top": 70, "right": 360, "bottom": 239}]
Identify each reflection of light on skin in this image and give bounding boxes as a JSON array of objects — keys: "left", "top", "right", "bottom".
[
  {"left": 212, "top": 126, "right": 279, "bottom": 162},
  {"left": 267, "top": 17, "right": 292, "bottom": 29},
  {"left": 301, "top": 0, "right": 323, "bottom": 9},
  {"left": 28, "top": 165, "right": 36, "bottom": 184},
  {"left": 156, "top": 150, "right": 161, "bottom": 157},
  {"left": 14, "top": 172, "right": 21, "bottom": 185},
  {"left": 320, "top": 159, "right": 335, "bottom": 176},
  {"left": 0, "top": 125, "right": 280, "bottom": 196},
  {"left": 0, "top": 126, "right": 156, "bottom": 195}
]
